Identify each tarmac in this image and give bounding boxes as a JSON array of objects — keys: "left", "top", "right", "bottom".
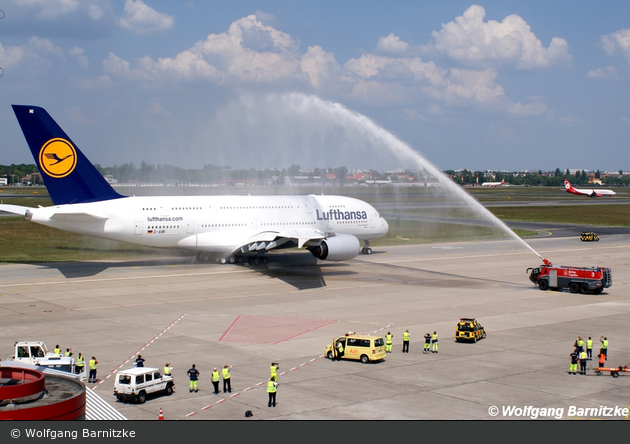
[{"left": 0, "top": 233, "right": 629, "bottom": 421}]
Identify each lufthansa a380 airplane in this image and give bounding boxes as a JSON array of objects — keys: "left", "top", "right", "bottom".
[
  {"left": 1, "top": 105, "right": 389, "bottom": 264},
  {"left": 563, "top": 179, "right": 616, "bottom": 198}
]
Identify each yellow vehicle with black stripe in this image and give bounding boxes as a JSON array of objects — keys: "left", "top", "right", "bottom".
[
  {"left": 580, "top": 232, "right": 599, "bottom": 242},
  {"left": 455, "top": 318, "right": 486, "bottom": 343}
]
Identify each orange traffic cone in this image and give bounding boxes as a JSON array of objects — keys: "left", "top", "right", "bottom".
[{"left": 158, "top": 407, "right": 164, "bottom": 420}]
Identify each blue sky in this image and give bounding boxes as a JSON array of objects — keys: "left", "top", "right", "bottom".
[{"left": 1, "top": 1, "right": 629, "bottom": 173}]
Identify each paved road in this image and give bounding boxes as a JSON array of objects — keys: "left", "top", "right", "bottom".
[{"left": 1, "top": 233, "right": 628, "bottom": 420}]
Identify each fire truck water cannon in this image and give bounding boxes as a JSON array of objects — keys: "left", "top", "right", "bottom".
[{"left": 527, "top": 262, "right": 612, "bottom": 295}]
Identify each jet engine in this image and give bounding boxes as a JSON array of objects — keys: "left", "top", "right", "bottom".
[{"left": 307, "top": 234, "right": 360, "bottom": 261}]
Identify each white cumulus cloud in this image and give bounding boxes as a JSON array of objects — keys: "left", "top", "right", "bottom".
[
  {"left": 117, "top": 0, "right": 174, "bottom": 35},
  {"left": 427, "top": 5, "right": 571, "bottom": 69},
  {"left": 376, "top": 33, "right": 409, "bottom": 54},
  {"left": 600, "top": 29, "right": 630, "bottom": 62}
]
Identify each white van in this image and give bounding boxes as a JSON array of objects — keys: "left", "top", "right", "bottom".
[{"left": 114, "top": 367, "right": 174, "bottom": 403}]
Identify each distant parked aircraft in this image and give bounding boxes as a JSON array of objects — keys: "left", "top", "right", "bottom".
[
  {"left": 481, "top": 178, "right": 505, "bottom": 187},
  {"left": 563, "top": 179, "right": 616, "bottom": 197}
]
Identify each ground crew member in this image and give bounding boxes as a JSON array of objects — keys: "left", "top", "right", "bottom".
[
  {"left": 424, "top": 333, "right": 431, "bottom": 354},
  {"left": 88, "top": 356, "right": 98, "bottom": 383},
  {"left": 267, "top": 377, "right": 278, "bottom": 407},
  {"left": 579, "top": 350, "right": 588, "bottom": 375},
  {"left": 385, "top": 332, "right": 393, "bottom": 353},
  {"left": 336, "top": 341, "right": 344, "bottom": 360},
  {"left": 187, "top": 364, "right": 199, "bottom": 393},
  {"left": 164, "top": 363, "right": 172, "bottom": 377},
  {"left": 402, "top": 330, "right": 410, "bottom": 353},
  {"left": 270, "top": 362, "right": 279, "bottom": 381},
  {"left": 586, "top": 337, "right": 593, "bottom": 360},
  {"left": 64, "top": 348, "right": 73, "bottom": 357},
  {"left": 54, "top": 344, "right": 61, "bottom": 355},
  {"left": 212, "top": 368, "right": 220, "bottom": 394},
  {"left": 222, "top": 364, "right": 232, "bottom": 393},
  {"left": 75, "top": 353, "right": 84, "bottom": 374},
  {"left": 600, "top": 336, "right": 608, "bottom": 361},
  {"left": 431, "top": 331, "right": 439, "bottom": 353},
  {"left": 597, "top": 352, "right": 606, "bottom": 375},
  {"left": 576, "top": 337, "right": 584, "bottom": 354},
  {"left": 135, "top": 354, "right": 145, "bottom": 367},
  {"left": 569, "top": 350, "right": 578, "bottom": 375}
]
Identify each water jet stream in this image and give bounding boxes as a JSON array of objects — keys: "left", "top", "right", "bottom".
[{"left": 282, "top": 93, "right": 544, "bottom": 261}]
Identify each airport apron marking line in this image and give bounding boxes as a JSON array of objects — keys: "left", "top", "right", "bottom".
[
  {"left": 89, "top": 314, "right": 186, "bottom": 390},
  {"left": 181, "top": 323, "right": 397, "bottom": 418}
]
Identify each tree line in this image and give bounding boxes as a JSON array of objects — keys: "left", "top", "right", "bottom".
[
  {"left": 1, "top": 162, "right": 628, "bottom": 187},
  {"left": 446, "top": 168, "right": 630, "bottom": 187}
]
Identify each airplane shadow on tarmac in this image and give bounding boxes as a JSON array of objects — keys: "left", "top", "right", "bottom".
[{"left": 35, "top": 251, "right": 366, "bottom": 291}]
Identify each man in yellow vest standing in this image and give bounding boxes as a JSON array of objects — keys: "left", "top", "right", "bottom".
[
  {"left": 164, "top": 363, "right": 173, "bottom": 377},
  {"left": 267, "top": 377, "right": 278, "bottom": 407},
  {"left": 222, "top": 364, "right": 232, "bottom": 393},
  {"left": 402, "top": 330, "right": 410, "bottom": 353},
  {"left": 431, "top": 331, "right": 439, "bottom": 353},
  {"left": 270, "top": 362, "right": 279, "bottom": 381},
  {"left": 75, "top": 353, "right": 84, "bottom": 375},
  {"left": 586, "top": 337, "right": 593, "bottom": 361},
  {"left": 212, "top": 368, "right": 221, "bottom": 394},
  {"left": 579, "top": 350, "right": 588, "bottom": 375},
  {"left": 54, "top": 344, "right": 61, "bottom": 355},
  {"left": 385, "top": 332, "right": 393, "bottom": 353},
  {"left": 600, "top": 336, "right": 608, "bottom": 361},
  {"left": 88, "top": 356, "right": 98, "bottom": 383}
]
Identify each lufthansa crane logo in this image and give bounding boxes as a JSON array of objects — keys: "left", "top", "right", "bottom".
[{"left": 39, "top": 138, "right": 77, "bottom": 178}]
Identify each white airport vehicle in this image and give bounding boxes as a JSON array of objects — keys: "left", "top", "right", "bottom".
[
  {"left": 113, "top": 367, "right": 174, "bottom": 404},
  {"left": 7, "top": 340, "right": 86, "bottom": 380}
]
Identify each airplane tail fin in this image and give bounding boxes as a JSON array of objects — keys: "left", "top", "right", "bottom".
[
  {"left": 564, "top": 179, "right": 572, "bottom": 190},
  {"left": 500, "top": 179, "right": 504, "bottom": 185},
  {"left": 12, "top": 105, "right": 123, "bottom": 205}
]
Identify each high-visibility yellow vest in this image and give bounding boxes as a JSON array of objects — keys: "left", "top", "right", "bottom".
[
  {"left": 580, "top": 351, "right": 587, "bottom": 360},
  {"left": 54, "top": 347, "right": 61, "bottom": 354},
  {"left": 164, "top": 367, "right": 171, "bottom": 375},
  {"left": 89, "top": 359, "right": 97, "bottom": 370},
  {"left": 212, "top": 371, "right": 220, "bottom": 382},
  {"left": 76, "top": 356, "right": 84, "bottom": 367},
  {"left": 403, "top": 332, "right": 410, "bottom": 341},
  {"left": 222, "top": 368, "right": 231, "bottom": 379},
  {"left": 270, "top": 365, "right": 278, "bottom": 377},
  {"left": 386, "top": 334, "right": 392, "bottom": 344},
  {"left": 586, "top": 340, "right": 593, "bottom": 349},
  {"left": 577, "top": 339, "right": 584, "bottom": 347},
  {"left": 337, "top": 343, "right": 344, "bottom": 353},
  {"left": 432, "top": 333, "right": 437, "bottom": 341},
  {"left": 602, "top": 340, "right": 608, "bottom": 349},
  {"left": 267, "top": 381, "right": 277, "bottom": 393}
]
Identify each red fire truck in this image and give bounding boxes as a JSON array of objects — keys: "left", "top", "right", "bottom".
[{"left": 527, "top": 259, "right": 612, "bottom": 294}]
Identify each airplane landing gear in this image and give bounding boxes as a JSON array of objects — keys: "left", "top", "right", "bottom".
[{"left": 361, "top": 241, "right": 373, "bottom": 255}]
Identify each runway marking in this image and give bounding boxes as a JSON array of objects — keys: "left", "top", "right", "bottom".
[
  {"left": 90, "top": 314, "right": 186, "bottom": 391},
  {"left": 0, "top": 276, "right": 57, "bottom": 298}
]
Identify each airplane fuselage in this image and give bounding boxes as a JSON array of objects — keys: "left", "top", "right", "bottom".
[{"left": 27, "top": 194, "right": 388, "bottom": 254}]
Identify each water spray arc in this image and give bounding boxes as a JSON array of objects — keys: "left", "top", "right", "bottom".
[{"left": 282, "top": 93, "right": 544, "bottom": 261}]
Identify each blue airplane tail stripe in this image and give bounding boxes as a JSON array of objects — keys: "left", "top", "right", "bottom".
[{"left": 12, "top": 105, "right": 123, "bottom": 205}]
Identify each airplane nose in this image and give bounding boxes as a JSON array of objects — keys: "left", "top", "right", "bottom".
[{"left": 381, "top": 217, "right": 389, "bottom": 235}]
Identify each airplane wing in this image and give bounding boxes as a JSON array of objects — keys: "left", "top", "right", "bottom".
[
  {"left": 0, "top": 204, "right": 32, "bottom": 216},
  {"left": 49, "top": 212, "right": 109, "bottom": 223},
  {"left": 182, "top": 227, "right": 327, "bottom": 254},
  {"left": 242, "top": 227, "right": 326, "bottom": 251}
]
